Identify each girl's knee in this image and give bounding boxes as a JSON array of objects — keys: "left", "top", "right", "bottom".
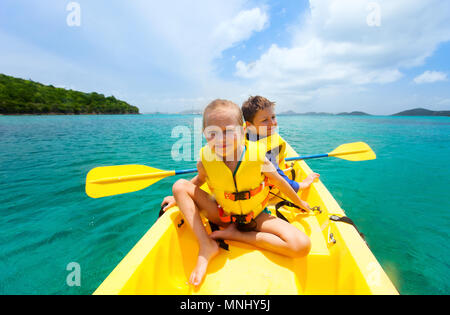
[
  {"left": 288, "top": 234, "right": 311, "bottom": 258},
  {"left": 172, "top": 179, "right": 190, "bottom": 195}
]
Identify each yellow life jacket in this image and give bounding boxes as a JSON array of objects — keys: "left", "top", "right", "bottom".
[
  {"left": 247, "top": 133, "right": 297, "bottom": 199},
  {"left": 200, "top": 141, "right": 271, "bottom": 217},
  {"left": 247, "top": 132, "right": 295, "bottom": 174},
  {"left": 257, "top": 133, "right": 287, "bottom": 168}
]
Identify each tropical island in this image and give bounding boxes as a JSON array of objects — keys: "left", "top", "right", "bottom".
[
  {"left": 278, "top": 110, "right": 370, "bottom": 116},
  {"left": 337, "top": 111, "right": 371, "bottom": 116},
  {"left": 278, "top": 110, "right": 334, "bottom": 116},
  {"left": 278, "top": 108, "right": 449, "bottom": 116},
  {"left": 0, "top": 74, "right": 140, "bottom": 115},
  {"left": 392, "top": 108, "right": 450, "bottom": 116}
]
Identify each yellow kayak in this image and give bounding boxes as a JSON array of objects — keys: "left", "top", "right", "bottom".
[{"left": 94, "top": 143, "right": 398, "bottom": 295}]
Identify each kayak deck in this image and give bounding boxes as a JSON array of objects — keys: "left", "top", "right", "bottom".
[
  {"left": 130, "top": 208, "right": 332, "bottom": 294},
  {"left": 94, "top": 144, "right": 398, "bottom": 295}
]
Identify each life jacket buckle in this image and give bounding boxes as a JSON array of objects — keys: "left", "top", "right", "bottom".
[
  {"left": 232, "top": 191, "right": 251, "bottom": 201},
  {"left": 218, "top": 206, "right": 255, "bottom": 225},
  {"left": 232, "top": 212, "right": 254, "bottom": 225}
]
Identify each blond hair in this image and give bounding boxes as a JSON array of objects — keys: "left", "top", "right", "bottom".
[{"left": 202, "top": 99, "right": 244, "bottom": 130}]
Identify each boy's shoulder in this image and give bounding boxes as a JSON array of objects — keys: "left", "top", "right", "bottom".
[{"left": 246, "top": 132, "right": 286, "bottom": 150}]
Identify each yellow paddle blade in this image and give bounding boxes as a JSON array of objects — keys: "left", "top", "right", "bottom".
[
  {"left": 86, "top": 165, "right": 176, "bottom": 199},
  {"left": 328, "top": 142, "right": 376, "bottom": 161}
]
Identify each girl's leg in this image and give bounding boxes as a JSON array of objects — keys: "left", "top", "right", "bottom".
[
  {"left": 172, "top": 179, "right": 225, "bottom": 286},
  {"left": 210, "top": 213, "right": 311, "bottom": 258}
]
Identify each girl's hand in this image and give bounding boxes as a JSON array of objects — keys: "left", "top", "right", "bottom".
[{"left": 161, "top": 196, "right": 176, "bottom": 211}]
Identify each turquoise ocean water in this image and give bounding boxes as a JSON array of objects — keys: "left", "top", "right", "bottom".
[{"left": 0, "top": 114, "right": 449, "bottom": 294}]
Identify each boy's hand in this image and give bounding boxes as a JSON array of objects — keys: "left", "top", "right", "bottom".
[
  {"left": 161, "top": 196, "right": 176, "bottom": 211},
  {"left": 299, "top": 200, "right": 312, "bottom": 213}
]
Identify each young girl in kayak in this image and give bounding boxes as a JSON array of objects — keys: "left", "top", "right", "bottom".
[
  {"left": 242, "top": 95, "right": 320, "bottom": 194},
  {"left": 163, "top": 99, "right": 311, "bottom": 287}
]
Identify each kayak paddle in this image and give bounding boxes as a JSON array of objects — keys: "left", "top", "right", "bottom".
[
  {"left": 286, "top": 142, "right": 376, "bottom": 162},
  {"left": 86, "top": 165, "right": 197, "bottom": 199},
  {"left": 86, "top": 142, "right": 375, "bottom": 198}
]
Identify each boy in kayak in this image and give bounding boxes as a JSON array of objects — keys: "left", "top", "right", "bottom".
[
  {"left": 242, "top": 95, "right": 319, "bottom": 196},
  {"left": 162, "top": 99, "right": 311, "bottom": 287}
]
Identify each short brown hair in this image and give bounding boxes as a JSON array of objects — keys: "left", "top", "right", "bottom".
[
  {"left": 241, "top": 96, "right": 276, "bottom": 123},
  {"left": 203, "top": 99, "right": 243, "bottom": 129}
]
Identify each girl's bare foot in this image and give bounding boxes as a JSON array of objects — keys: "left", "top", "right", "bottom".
[
  {"left": 189, "top": 238, "right": 219, "bottom": 287},
  {"left": 210, "top": 223, "right": 239, "bottom": 241}
]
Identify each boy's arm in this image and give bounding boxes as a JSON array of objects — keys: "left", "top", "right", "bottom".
[
  {"left": 276, "top": 165, "right": 300, "bottom": 192},
  {"left": 267, "top": 151, "right": 300, "bottom": 192},
  {"left": 262, "top": 158, "right": 311, "bottom": 212}
]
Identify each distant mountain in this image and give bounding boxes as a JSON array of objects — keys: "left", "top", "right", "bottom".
[
  {"left": 279, "top": 108, "right": 450, "bottom": 117},
  {"left": 301, "top": 112, "right": 334, "bottom": 116},
  {"left": 144, "top": 111, "right": 169, "bottom": 115},
  {"left": 178, "top": 109, "right": 203, "bottom": 115},
  {"left": 392, "top": 108, "right": 450, "bottom": 116},
  {"left": 278, "top": 110, "right": 300, "bottom": 116},
  {"left": 278, "top": 111, "right": 334, "bottom": 116},
  {"left": 337, "top": 111, "right": 371, "bottom": 116}
]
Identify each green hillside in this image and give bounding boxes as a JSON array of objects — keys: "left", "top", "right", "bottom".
[
  {"left": 0, "top": 74, "right": 139, "bottom": 115},
  {"left": 392, "top": 108, "right": 450, "bottom": 116}
]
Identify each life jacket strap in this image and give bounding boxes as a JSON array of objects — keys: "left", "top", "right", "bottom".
[
  {"left": 218, "top": 205, "right": 254, "bottom": 224},
  {"left": 208, "top": 221, "right": 229, "bottom": 251},
  {"left": 330, "top": 215, "right": 366, "bottom": 242},
  {"left": 218, "top": 192, "right": 271, "bottom": 225},
  {"left": 224, "top": 177, "right": 269, "bottom": 201}
]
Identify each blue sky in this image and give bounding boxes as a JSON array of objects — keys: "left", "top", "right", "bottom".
[{"left": 0, "top": 0, "right": 449, "bottom": 114}]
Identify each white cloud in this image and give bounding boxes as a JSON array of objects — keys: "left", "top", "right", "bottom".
[
  {"left": 0, "top": 30, "right": 98, "bottom": 92},
  {"left": 0, "top": 0, "right": 270, "bottom": 112},
  {"left": 414, "top": 71, "right": 448, "bottom": 84},
  {"left": 120, "top": 1, "right": 268, "bottom": 79},
  {"left": 213, "top": 7, "right": 268, "bottom": 56},
  {"left": 235, "top": 0, "right": 450, "bottom": 109},
  {"left": 2, "top": 0, "right": 450, "bottom": 114}
]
